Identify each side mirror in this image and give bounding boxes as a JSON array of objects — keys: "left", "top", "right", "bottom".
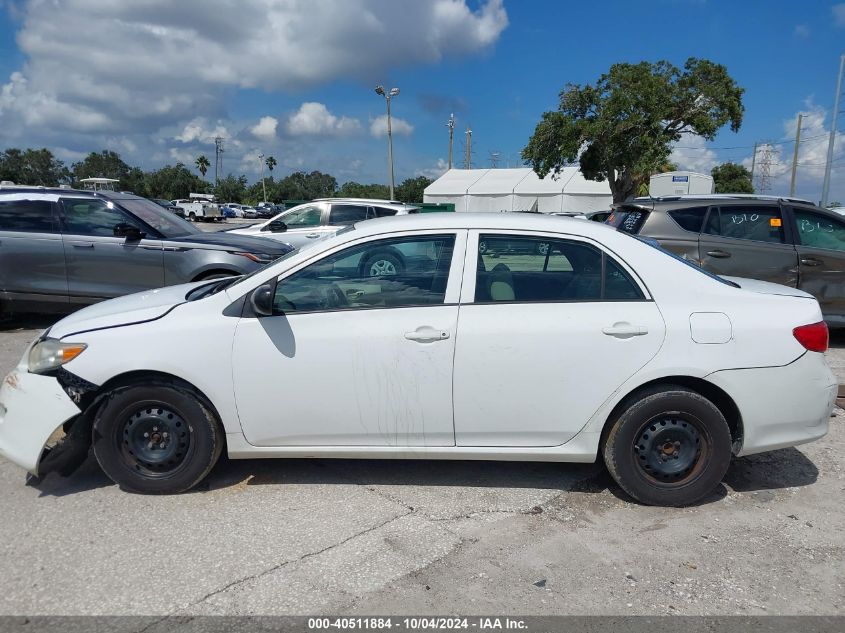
[
  {"left": 249, "top": 282, "right": 275, "bottom": 317},
  {"left": 263, "top": 220, "right": 287, "bottom": 233},
  {"left": 114, "top": 223, "right": 145, "bottom": 241}
]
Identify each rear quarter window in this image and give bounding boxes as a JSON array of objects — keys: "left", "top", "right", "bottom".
[
  {"left": 608, "top": 208, "right": 650, "bottom": 234},
  {"left": 667, "top": 206, "right": 709, "bottom": 233}
]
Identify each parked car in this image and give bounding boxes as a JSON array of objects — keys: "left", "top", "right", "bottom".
[
  {"left": 152, "top": 198, "right": 184, "bottom": 217},
  {"left": 242, "top": 207, "right": 258, "bottom": 219},
  {"left": 0, "top": 188, "right": 292, "bottom": 316},
  {"left": 607, "top": 194, "right": 845, "bottom": 326},
  {"left": 226, "top": 198, "right": 420, "bottom": 249},
  {"left": 0, "top": 213, "right": 834, "bottom": 506}
]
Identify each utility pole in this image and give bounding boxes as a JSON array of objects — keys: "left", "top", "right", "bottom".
[
  {"left": 375, "top": 85, "right": 400, "bottom": 199},
  {"left": 446, "top": 113, "right": 455, "bottom": 170},
  {"left": 750, "top": 142, "right": 758, "bottom": 187},
  {"left": 464, "top": 126, "right": 472, "bottom": 169},
  {"left": 489, "top": 150, "right": 501, "bottom": 168},
  {"left": 258, "top": 151, "right": 267, "bottom": 203},
  {"left": 789, "top": 114, "right": 803, "bottom": 197},
  {"left": 756, "top": 144, "right": 775, "bottom": 194},
  {"left": 214, "top": 136, "right": 224, "bottom": 187},
  {"left": 822, "top": 54, "right": 845, "bottom": 207}
]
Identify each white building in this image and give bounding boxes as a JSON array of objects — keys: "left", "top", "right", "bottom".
[{"left": 423, "top": 167, "right": 612, "bottom": 214}]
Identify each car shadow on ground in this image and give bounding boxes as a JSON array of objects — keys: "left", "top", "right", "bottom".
[{"left": 28, "top": 445, "right": 819, "bottom": 507}]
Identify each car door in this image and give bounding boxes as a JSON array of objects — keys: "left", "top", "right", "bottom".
[
  {"left": 452, "top": 231, "right": 666, "bottom": 447},
  {"left": 231, "top": 230, "right": 466, "bottom": 447},
  {"left": 788, "top": 206, "right": 845, "bottom": 321},
  {"left": 698, "top": 203, "right": 798, "bottom": 286},
  {"left": 273, "top": 204, "right": 330, "bottom": 248},
  {"left": 0, "top": 196, "right": 68, "bottom": 308},
  {"left": 59, "top": 197, "right": 164, "bottom": 301}
]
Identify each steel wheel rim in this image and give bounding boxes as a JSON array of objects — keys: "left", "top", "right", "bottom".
[
  {"left": 369, "top": 259, "right": 397, "bottom": 276},
  {"left": 118, "top": 404, "right": 193, "bottom": 478},
  {"left": 633, "top": 413, "right": 709, "bottom": 486}
]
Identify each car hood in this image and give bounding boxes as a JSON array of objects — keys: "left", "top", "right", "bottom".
[
  {"left": 164, "top": 231, "right": 292, "bottom": 254},
  {"left": 49, "top": 281, "right": 210, "bottom": 339},
  {"left": 724, "top": 276, "right": 814, "bottom": 299}
]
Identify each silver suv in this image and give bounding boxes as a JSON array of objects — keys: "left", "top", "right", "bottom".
[
  {"left": 225, "top": 198, "right": 420, "bottom": 249},
  {"left": 607, "top": 194, "right": 845, "bottom": 325},
  {"left": 0, "top": 187, "right": 292, "bottom": 315}
]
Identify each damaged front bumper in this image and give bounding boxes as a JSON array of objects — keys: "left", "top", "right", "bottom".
[{"left": 0, "top": 357, "right": 82, "bottom": 475}]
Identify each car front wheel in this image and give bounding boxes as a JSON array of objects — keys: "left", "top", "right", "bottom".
[
  {"left": 603, "top": 385, "right": 732, "bottom": 507},
  {"left": 92, "top": 382, "right": 223, "bottom": 494}
]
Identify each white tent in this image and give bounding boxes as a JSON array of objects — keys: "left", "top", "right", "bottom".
[{"left": 424, "top": 168, "right": 612, "bottom": 214}]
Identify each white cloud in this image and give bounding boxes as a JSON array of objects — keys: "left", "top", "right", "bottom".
[
  {"left": 250, "top": 116, "right": 278, "bottom": 141},
  {"left": 669, "top": 133, "right": 718, "bottom": 174},
  {"left": 286, "top": 102, "right": 361, "bottom": 137},
  {"left": 175, "top": 118, "right": 229, "bottom": 144},
  {"left": 0, "top": 0, "right": 506, "bottom": 148},
  {"left": 834, "top": 3, "right": 845, "bottom": 27},
  {"left": 415, "top": 158, "right": 449, "bottom": 180},
  {"left": 370, "top": 114, "right": 414, "bottom": 138},
  {"left": 794, "top": 24, "right": 810, "bottom": 38},
  {"left": 736, "top": 101, "right": 845, "bottom": 197}
]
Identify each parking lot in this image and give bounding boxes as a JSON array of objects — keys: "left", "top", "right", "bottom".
[{"left": 0, "top": 297, "right": 842, "bottom": 616}]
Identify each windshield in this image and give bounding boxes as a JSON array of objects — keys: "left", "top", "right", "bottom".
[
  {"left": 633, "top": 235, "right": 738, "bottom": 287},
  {"left": 607, "top": 207, "right": 650, "bottom": 234},
  {"left": 117, "top": 197, "right": 200, "bottom": 238}
]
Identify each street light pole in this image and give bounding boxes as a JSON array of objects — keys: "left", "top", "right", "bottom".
[
  {"left": 375, "top": 85, "right": 400, "bottom": 200},
  {"left": 822, "top": 55, "right": 845, "bottom": 208}
]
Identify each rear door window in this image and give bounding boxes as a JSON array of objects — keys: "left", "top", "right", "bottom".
[
  {"left": 0, "top": 199, "right": 56, "bottom": 233},
  {"left": 667, "top": 206, "right": 709, "bottom": 233},
  {"left": 793, "top": 209, "right": 845, "bottom": 251},
  {"left": 474, "top": 234, "right": 644, "bottom": 303},
  {"left": 329, "top": 204, "right": 368, "bottom": 225},
  {"left": 60, "top": 198, "right": 140, "bottom": 237},
  {"left": 704, "top": 205, "right": 785, "bottom": 244}
]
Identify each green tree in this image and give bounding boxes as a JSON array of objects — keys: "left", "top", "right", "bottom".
[
  {"left": 522, "top": 58, "right": 745, "bottom": 202},
  {"left": 195, "top": 155, "right": 210, "bottom": 179},
  {"left": 394, "top": 176, "right": 432, "bottom": 203},
  {"left": 0, "top": 148, "right": 69, "bottom": 186},
  {"left": 145, "top": 163, "right": 208, "bottom": 199},
  {"left": 214, "top": 174, "right": 248, "bottom": 203},
  {"left": 265, "top": 156, "right": 277, "bottom": 174},
  {"left": 711, "top": 162, "right": 754, "bottom": 194},
  {"left": 276, "top": 170, "right": 337, "bottom": 200},
  {"left": 71, "top": 150, "right": 135, "bottom": 189},
  {"left": 337, "top": 181, "right": 390, "bottom": 199}
]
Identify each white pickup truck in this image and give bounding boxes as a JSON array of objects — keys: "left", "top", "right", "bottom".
[{"left": 171, "top": 193, "right": 223, "bottom": 222}]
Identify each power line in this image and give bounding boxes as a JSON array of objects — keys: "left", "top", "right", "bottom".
[{"left": 673, "top": 132, "right": 830, "bottom": 151}]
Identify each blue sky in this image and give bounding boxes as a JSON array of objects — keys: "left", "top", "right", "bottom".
[{"left": 2, "top": 0, "right": 845, "bottom": 201}]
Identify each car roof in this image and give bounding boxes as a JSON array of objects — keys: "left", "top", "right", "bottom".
[
  {"left": 312, "top": 197, "right": 417, "bottom": 208},
  {"left": 349, "top": 211, "right": 615, "bottom": 239},
  {"left": 0, "top": 186, "right": 146, "bottom": 201}
]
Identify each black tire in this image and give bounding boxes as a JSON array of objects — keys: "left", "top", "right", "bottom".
[
  {"left": 603, "top": 385, "right": 731, "bottom": 507},
  {"left": 188, "top": 212, "right": 197, "bottom": 222},
  {"left": 360, "top": 250, "right": 404, "bottom": 277},
  {"left": 92, "top": 382, "right": 223, "bottom": 494}
]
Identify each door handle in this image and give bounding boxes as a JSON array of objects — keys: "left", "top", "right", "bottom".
[
  {"left": 404, "top": 327, "right": 450, "bottom": 343},
  {"left": 706, "top": 249, "right": 731, "bottom": 258},
  {"left": 305, "top": 233, "right": 321, "bottom": 238},
  {"left": 800, "top": 257, "right": 822, "bottom": 267},
  {"left": 70, "top": 242, "right": 94, "bottom": 249},
  {"left": 602, "top": 323, "right": 648, "bottom": 339}
]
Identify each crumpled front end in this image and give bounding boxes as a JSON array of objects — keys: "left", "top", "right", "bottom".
[{"left": 0, "top": 352, "right": 82, "bottom": 475}]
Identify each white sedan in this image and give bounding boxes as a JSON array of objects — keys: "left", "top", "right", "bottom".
[{"left": 0, "top": 214, "right": 835, "bottom": 505}]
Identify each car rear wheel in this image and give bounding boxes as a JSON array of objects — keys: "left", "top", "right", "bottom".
[
  {"left": 603, "top": 386, "right": 732, "bottom": 507},
  {"left": 92, "top": 382, "right": 223, "bottom": 494},
  {"left": 188, "top": 212, "right": 197, "bottom": 222}
]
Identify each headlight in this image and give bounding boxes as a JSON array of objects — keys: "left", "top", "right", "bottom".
[
  {"left": 28, "top": 338, "right": 87, "bottom": 374},
  {"left": 232, "top": 251, "right": 275, "bottom": 263}
]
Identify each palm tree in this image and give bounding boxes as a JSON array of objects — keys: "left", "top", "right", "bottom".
[
  {"left": 265, "top": 155, "right": 277, "bottom": 174},
  {"left": 195, "top": 155, "right": 210, "bottom": 179}
]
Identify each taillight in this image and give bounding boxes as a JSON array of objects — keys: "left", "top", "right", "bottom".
[{"left": 793, "top": 321, "right": 829, "bottom": 353}]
